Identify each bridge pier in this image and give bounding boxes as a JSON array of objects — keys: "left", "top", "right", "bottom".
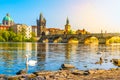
[{"left": 99, "top": 38, "right": 106, "bottom": 44}]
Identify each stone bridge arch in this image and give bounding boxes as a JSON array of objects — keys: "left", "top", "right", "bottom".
[
  {"left": 106, "top": 36, "right": 120, "bottom": 45},
  {"left": 41, "top": 38, "right": 49, "bottom": 43},
  {"left": 84, "top": 36, "right": 99, "bottom": 45},
  {"left": 53, "top": 36, "right": 63, "bottom": 43},
  {"left": 67, "top": 36, "right": 79, "bottom": 44}
]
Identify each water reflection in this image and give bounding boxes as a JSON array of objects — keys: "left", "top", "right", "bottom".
[
  {"left": 0, "top": 42, "right": 120, "bottom": 76},
  {"left": 37, "top": 43, "right": 48, "bottom": 70},
  {"left": 65, "top": 44, "right": 78, "bottom": 63}
]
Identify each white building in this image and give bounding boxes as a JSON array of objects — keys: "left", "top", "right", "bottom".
[{"left": 11, "top": 24, "right": 32, "bottom": 39}]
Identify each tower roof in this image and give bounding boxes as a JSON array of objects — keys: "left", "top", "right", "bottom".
[
  {"left": 2, "top": 13, "right": 14, "bottom": 22},
  {"left": 39, "top": 13, "right": 43, "bottom": 20},
  {"left": 66, "top": 17, "right": 69, "bottom": 25}
]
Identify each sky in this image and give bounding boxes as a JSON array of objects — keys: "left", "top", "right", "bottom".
[{"left": 0, "top": 0, "right": 120, "bottom": 33}]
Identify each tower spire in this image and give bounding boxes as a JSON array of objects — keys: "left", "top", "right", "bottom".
[
  {"left": 39, "top": 13, "right": 43, "bottom": 20},
  {"left": 66, "top": 17, "right": 69, "bottom": 25}
]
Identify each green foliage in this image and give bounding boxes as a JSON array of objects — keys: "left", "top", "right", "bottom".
[
  {"left": 25, "top": 37, "right": 36, "bottom": 42},
  {"left": 13, "top": 34, "right": 23, "bottom": 42},
  {"left": 0, "top": 36, "right": 5, "bottom": 42},
  {"left": 31, "top": 32, "right": 36, "bottom": 37},
  {"left": 2, "top": 31, "right": 10, "bottom": 41},
  {"left": 9, "top": 31, "right": 16, "bottom": 41},
  {"left": 0, "top": 30, "right": 36, "bottom": 42},
  {"left": 8, "top": 27, "right": 13, "bottom": 31},
  {"left": 68, "top": 30, "right": 73, "bottom": 34}
]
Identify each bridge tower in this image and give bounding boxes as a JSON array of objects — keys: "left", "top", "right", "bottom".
[
  {"left": 65, "top": 17, "right": 71, "bottom": 34},
  {"left": 37, "top": 13, "right": 46, "bottom": 37}
]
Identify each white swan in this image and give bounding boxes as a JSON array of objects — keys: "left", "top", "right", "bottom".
[{"left": 25, "top": 54, "right": 37, "bottom": 66}]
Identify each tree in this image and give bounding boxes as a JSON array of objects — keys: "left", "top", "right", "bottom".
[
  {"left": 0, "top": 36, "right": 5, "bottom": 42},
  {"left": 9, "top": 31, "right": 16, "bottom": 41},
  {"left": 31, "top": 32, "right": 36, "bottom": 37},
  {"left": 68, "top": 30, "right": 74, "bottom": 34},
  {"left": 8, "top": 27, "right": 13, "bottom": 31},
  {"left": 2, "top": 31, "right": 10, "bottom": 41},
  {"left": 13, "top": 34, "right": 23, "bottom": 42}
]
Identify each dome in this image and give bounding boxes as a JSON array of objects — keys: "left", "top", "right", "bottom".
[{"left": 2, "top": 13, "right": 14, "bottom": 22}]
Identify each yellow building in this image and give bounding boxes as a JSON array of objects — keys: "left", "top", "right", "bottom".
[
  {"left": 57, "top": 30, "right": 64, "bottom": 34},
  {"left": 45, "top": 28, "right": 65, "bottom": 35},
  {"left": 76, "top": 29, "right": 90, "bottom": 35},
  {"left": 46, "top": 28, "right": 56, "bottom": 35},
  {"left": 11, "top": 24, "right": 32, "bottom": 39},
  {"left": 65, "top": 18, "right": 71, "bottom": 34}
]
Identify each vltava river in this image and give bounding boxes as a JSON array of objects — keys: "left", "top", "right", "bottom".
[{"left": 0, "top": 42, "right": 120, "bottom": 76}]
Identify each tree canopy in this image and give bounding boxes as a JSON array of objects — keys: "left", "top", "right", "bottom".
[{"left": 0, "top": 30, "right": 36, "bottom": 42}]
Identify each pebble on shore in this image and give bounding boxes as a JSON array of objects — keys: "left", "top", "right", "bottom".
[
  {"left": 4, "top": 68, "right": 120, "bottom": 80},
  {"left": 2, "top": 64, "right": 120, "bottom": 80}
]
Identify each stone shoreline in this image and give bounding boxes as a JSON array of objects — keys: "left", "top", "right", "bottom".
[{"left": 1, "top": 68, "right": 120, "bottom": 80}]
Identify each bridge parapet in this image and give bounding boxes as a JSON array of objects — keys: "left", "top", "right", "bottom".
[{"left": 39, "top": 33, "right": 120, "bottom": 44}]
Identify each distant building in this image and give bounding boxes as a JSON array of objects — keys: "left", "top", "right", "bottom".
[
  {"left": 0, "top": 25, "right": 10, "bottom": 30},
  {"left": 0, "top": 13, "right": 14, "bottom": 30},
  {"left": 2, "top": 13, "right": 14, "bottom": 26},
  {"left": 64, "top": 17, "right": 71, "bottom": 34},
  {"left": 76, "top": 29, "right": 90, "bottom": 34},
  {"left": 26, "top": 26, "right": 32, "bottom": 39},
  {"left": 11, "top": 24, "right": 32, "bottom": 39},
  {"left": 32, "top": 26, "right": 37, "bottom": 37},
  {"left": 37, "top": 13, "right": 46, "bottom": 36},
  {"left": 57, "top": 30, "right": 64, "bottom": 34},
  {"left": 45, "top": 27, "right": 65, "bottom": 35}
]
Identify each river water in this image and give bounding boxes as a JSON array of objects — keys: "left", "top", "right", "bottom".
[{"left": 0, "top": 42, "right": 120, "bottom": 76}]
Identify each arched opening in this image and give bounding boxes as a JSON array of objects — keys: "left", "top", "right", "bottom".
[
  {"left": 84, "top": 37, "right": 99, "bottom": 45},
  {"left": 68, "top": 37, "right": 79, "bottom": 44},
  {"left": 43, "top": 39, "right": 49, "bottom": 43},
  {"left": 106, "top": 36, "right": 120, "bottom": 45},
  {"left": 53, "top": 37, "right": 62, "bottom": 43}
]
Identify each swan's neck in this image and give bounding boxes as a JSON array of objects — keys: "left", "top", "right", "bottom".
[
  {"left": 26, "top": 56, "right": 28, "bottom": 64},
  {"left": 25, "top": 55, "right": 28, "bottom": 73}
]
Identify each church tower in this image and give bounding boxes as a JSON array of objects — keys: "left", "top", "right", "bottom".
[
  {"left": 37, "top": 13, "right": 46, "bottom": 37},
  {"left": 65, "top": 17, "right": 71, "bottom": 34},
  {"left": 2, "top": 13, "right": 14, "bottom": 26}
]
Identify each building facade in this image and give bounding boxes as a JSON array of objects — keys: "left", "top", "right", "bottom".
[
  {"left": 46, "top": 28, "right": 64, "bottom": 35},
  {"left": 0, "top": 13, "right": 14, "bottom": 30},
  {"left": 32, "top": 26, "right": 37, "bottom": 37},
  {"left": 2, "top": 13, "right": 14, "bottom": 26},
  {"left": 65, "top": 18, "right": 71, "bottom": 34},
  {"left": 37, "top": 13, "right": 46, "bottom": 37},
  {"left": 11, "top": 24, "right": 32, "bottom": 39},
  {"left": 0, "top": 25, "right": 10, "bottom": 30},
  {"left": 76, "top": 29, "right": 90, "bottom": 35}
]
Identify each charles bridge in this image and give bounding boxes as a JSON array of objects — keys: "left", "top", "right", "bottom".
[{"left": 39, "top": 33, "right": 120, "bottom": 44}]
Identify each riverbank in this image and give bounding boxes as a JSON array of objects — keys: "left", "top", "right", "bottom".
[{"left": 1, "top": 68, "right": 120, "bottom": 80}]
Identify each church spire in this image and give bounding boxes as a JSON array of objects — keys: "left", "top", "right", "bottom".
[
  {"left": 39, "top": 13, "right": 43, "bottom": 20},
  {"left": 66, "top": 17, "right": 69, "bottom": 25}
]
